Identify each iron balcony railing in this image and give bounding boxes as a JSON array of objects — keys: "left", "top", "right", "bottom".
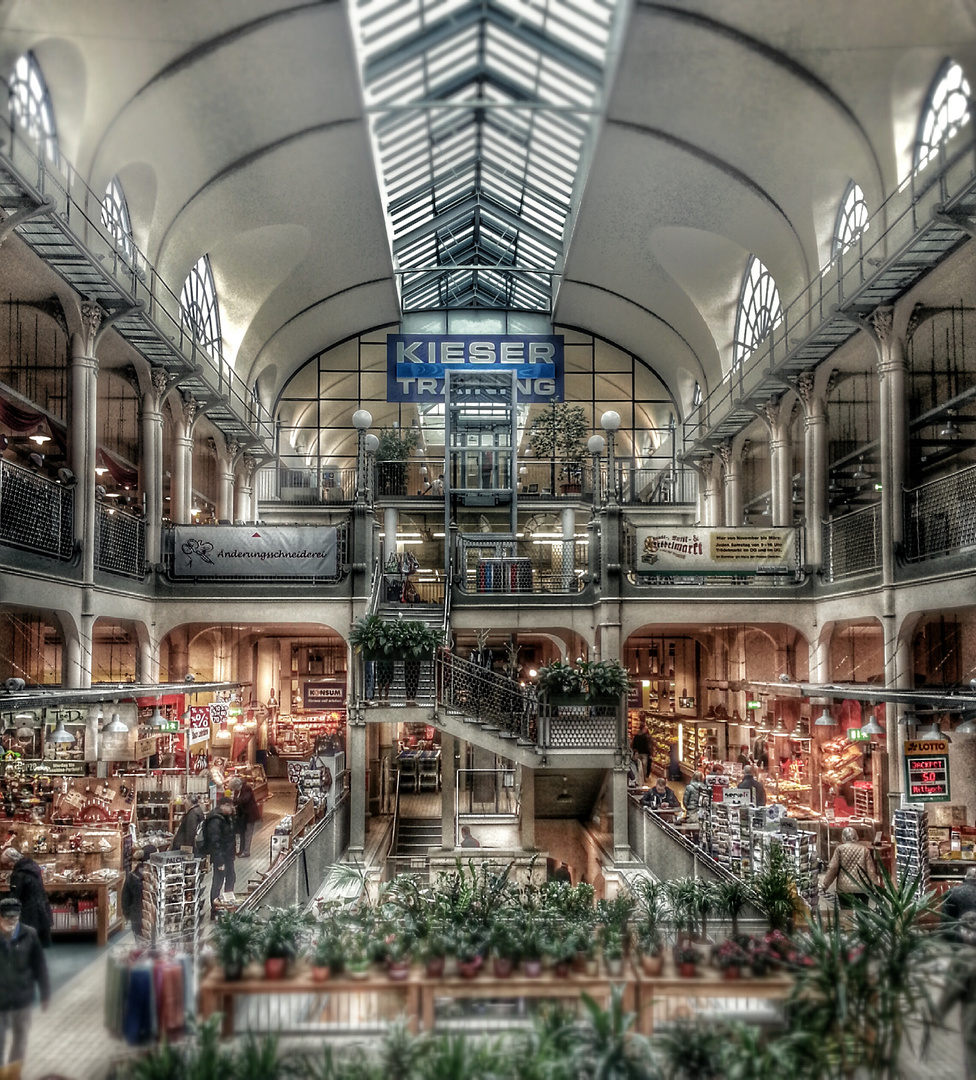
[
  {"left": 904, "top": 463, "right": 976, "bottom": 563},
  {"left": 822, "top": 503, "right": 882, "bottom": 583},
  {"left": 455, "top": 534, "right": 586, "bottom": 595},
  {"left": 0, "top": 459, "right": 73, "bottom": 560},
  {"left": 95, "top": 504, "right": 146, "bottom": 579}
]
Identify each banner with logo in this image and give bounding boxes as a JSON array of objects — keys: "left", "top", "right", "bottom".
[
  {"left": 303, "top": 681, "right": 347, "bottom": 710},
  {"left": 387, "top": 334, "right": 563, "bottom": 403},
  {"left": 635, "top": 527, "right": 796, "bottom": 576},
  {"left": 173, "top": 526, "right": 337, "bottom": 578}
]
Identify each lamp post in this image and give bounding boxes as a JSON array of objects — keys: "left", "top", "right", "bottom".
[
  {"left": 601, "top": 411, "right": 620, "bottom": 505},
  {"left": 588, "top": 434, "right": 605, "bottom": 510},
  {"left": 352, "top": 409, "right": 372, "bottom": 504},
  {"left": 365, "top": 433, "right": 379, "bottom": 505}
]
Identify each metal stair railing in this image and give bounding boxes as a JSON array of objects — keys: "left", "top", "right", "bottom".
[{"left": 436, "top": 651, "right": 533, "bottom": 743}]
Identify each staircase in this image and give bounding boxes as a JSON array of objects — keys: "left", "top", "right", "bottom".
[{"left": 387, "top": 816, "right": 441, "bottom": 878}]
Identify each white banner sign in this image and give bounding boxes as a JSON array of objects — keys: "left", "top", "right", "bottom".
[
  {"left": 173, "top": 526, "right": 337, "bottom": 578},
  {"left": 635, "top": 527, "right": 796, "bottom": 575}
]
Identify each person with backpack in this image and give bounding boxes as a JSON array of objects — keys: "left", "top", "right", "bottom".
[
  {"left": 121, "top": 848, "right": 150, "bottom": 940},
  {"left": 171, "top": 796, "right": 205, "bottom": 854},
  {"left": 203, "top": 799, "right": 237, "bottom": 917},
  {"left": 2, "top": 847, "right": 53, "bottom": 948}
]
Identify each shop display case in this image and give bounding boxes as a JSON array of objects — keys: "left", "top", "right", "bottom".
[
  {"left": 680, "top": 722, "right": 722, "bottom": 774},
  {"left": 893, "top": 806, "right": 930, "bottom": 901}
]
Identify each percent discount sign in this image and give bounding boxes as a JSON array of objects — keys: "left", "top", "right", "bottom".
[{"left": 903, "top": 739, "right": 950, "bottom": 802}]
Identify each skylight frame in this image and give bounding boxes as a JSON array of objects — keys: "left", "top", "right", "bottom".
[
  {"left": 180, "top": 254, "right": 223, "bottom": 363},
  {"left": 732, "top": 256, "right": 782, "bottom": 371},
  {"left": 101, "top": 176, "right": 134, "bottom": 260},
  {"left": 915, "top": 58, "right": 972, "bottom": 173},
  {"left": 9, "top": 51, "right": 58, "bottom": 165},
  {"left": 832, "top": 180, "right": 868, "bottom": 259}
]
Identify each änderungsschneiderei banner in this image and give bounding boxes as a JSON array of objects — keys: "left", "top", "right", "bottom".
[
  {"left": 172, "top": 526, "right": 337, "bottom": 578},
  {"left": 635, "top": 527, "right": 797, "bottom": 576}
]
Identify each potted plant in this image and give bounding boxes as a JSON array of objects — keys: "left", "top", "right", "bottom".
[
  {"left": 715, "top": 877, "right": 755, "bottom": 943},
  {"left": 390, "top": 620, "right": 443, "bottom": 703},
  {"left": 601, "top": 926, "right": 625, "bottom": 976},
  {"left": 674, "top": 942, "right": 699, "bottom": 978},
  {"left": 545, "top": 924, "right": 578, "bottom": 978},
  {"left": 345, "top": 924, "right": 372, "bottom": 979},
  {"left": 420, "top": 926, "right": 450, "bottom": 978},
  {"left": 310, "top": 926, "right": 344, "bottom": 983},
  {"left": 213, "top": 907, "right": 259, "bottom": 981},
  {"left": 753, "top": 841, "right": 798, "bottom": 935},
  {"left": 536, "top": 659, "right": 584, "bottom": 704},
  {"left": 261, "top": 906, "right": 307, "bottom": 980},
  {"left": 579, "top": 659, "right": 630, "bottom": 704},
  {"left": 384, "top": 929, "right": 413, "bottom": 981},
  {"left": 715, "top": 939, "right": 748, "bottom": 980},
  {"left": 526, "top": 398, "right": 589, "bottom": 494},
  {"left": 375, "top": 426, "right": 419, "bottom": 497},
  {"left": 633, "top": 879, "right": 666, "bottom": 976},
  {"left": 454, "top": 926, "right": 486, "bottom": 979},
  {"left": 489, "top": 918, "right": 519, "bottom": 979},
  {"left": 520, "top": 918, "right": 545, "bottom": 978},
  {"left": 350, "top": 613, "right": 395, "bottom": 704}
]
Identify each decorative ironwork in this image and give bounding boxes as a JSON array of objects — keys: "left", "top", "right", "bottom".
[
  {"left": 456, "top": 535, "right": 584, "bottom": 594},
  {"left": 539, "top": 703, "right": 619, "bottom": 750},
  {"left": 95, "top": 504, "right": 145, "bottom": 578},
  {"left": 436, "top": 652, "right": 531, "bottom": 741},
  {"left": 822, "top": 504, "right": 881, "bottom": 582},
  {"left": 904, "top": 464, "right": 976, "bottom": 562},
  {"left": 733, "top": 256, "right": 782, "bottom": 370},
  {"left": 0, "top": 460, "right": 73, "bottom": 560}
]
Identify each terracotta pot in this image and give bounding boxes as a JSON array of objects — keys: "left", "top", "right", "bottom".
[
  {"left": 553, "top": 960, "right": 571, "bottom": 978},
  {"left": 572, "top": 953, "right": 587, "bottom": 974},
  {"left": 493, "top": 957, "right": 514, "bottom": 978},
  {"left": 641, "top": 953, "right": 664, "bottom": 977},
  {"left": 523, "top": 958, "right": 543, "bottom": 978},
  {"left": 458, "top": 956, "right": 483, "bottom": 979},
  {"left": 722, "top": 965, "right": 741, "bottom": 981},
  {"left": 678, "top": 962, "right": 697, "bottom": 978},
  {"left": 264, "top": 957, "right": 288, "bottom": 980},
  {"left": 223, "top": 962, "right": 243, "bottom": 982},
  {"left": 425, "top": 956, "right": 445, "bottom": 978},
  {"left": 310, "top": 965, "right": 330, "bottom": 983},
  {"left": 388, "top": 960, "right": 411, "bottom": 981}
]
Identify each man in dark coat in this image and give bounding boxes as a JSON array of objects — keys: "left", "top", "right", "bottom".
[
  {"left": 230, "top": 777, "right": 261, "bottom": 858},
  {"left": 641, "top": 776, "right": 680, "bottom": 812},
  {"left": 171, "top": 797, "right": 205, "bottom": 853},
  {"left": 121, "top": 848, "right": 149, "bottom": 940},
  {"left": 203, "top": 798, "right": 237, "bottom": 916},
  {"left": 736, "top": 764, "right": 767, "bottom": 807},
  {"left": 0, "top": 895, "right": 50, "bottom": 1067},
  {"left": 942, "top": 867, "right": 976, "bottom": 941},
  {"left": 3, "top": 847, "right": 53, "bottom": 948}
]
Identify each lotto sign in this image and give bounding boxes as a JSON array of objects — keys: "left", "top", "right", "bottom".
[
  {"left": 387, "top": 334, "right": 563, "bottom": 403},
  {"left": 904, "top": 740, "right": 950, "bottom": 802}
]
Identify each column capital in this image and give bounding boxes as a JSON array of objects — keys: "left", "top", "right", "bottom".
[
  {"left": 147, "top": 367, "right": 170, "bottom": 410},
  {"left": 79, "top": 301, "right": 104, "bottom": 357},
  {"left": 180, "top": 394, "right": 199, "bottom": 430}
]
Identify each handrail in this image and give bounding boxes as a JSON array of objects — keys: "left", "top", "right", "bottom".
[
  {"left": 634, "top": 796, "right": 739, "bottom": 884},
  {"left": 367, "top": 554, "right": 383, "bottom": 617},
  {"left": 388, "top": 765, "right": 402, "bottom": 870}
]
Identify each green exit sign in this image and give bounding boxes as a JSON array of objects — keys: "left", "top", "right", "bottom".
[
  {"left": 746, "top": 701, "right": 762, "bottom": 709},
  {"left": 848, "top": 728, "right": 870, "bottom": 742},
  {"left": 159, "top": 721, "right": 179, "bottom": 733}
]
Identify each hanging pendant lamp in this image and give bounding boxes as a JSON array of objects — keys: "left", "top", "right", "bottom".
[
  {"left": 149, "top": 700, "right": 167, "bottom": 729},
  {"left": 814, "top": 708, "right": 835, "bottom": 727},
  {"left": 46, "top": 717, "right": 75, "bottom": 744},
  {"left": 102, "top": 702, "right": 128, "bottom": 735},
  {"left": 860, "top": 714, "right": 885, "bottom": 737},
  {"left": 954, "top": 714, "right": 976, "bottom": 736}
]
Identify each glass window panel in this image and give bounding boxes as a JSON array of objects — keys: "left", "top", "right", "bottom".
[
  {"left": 359, "top": 343, "right": 389, "bottom": 371},
  {"left": 564, "top": 373, "right": 594, "bottom": 401},
  {"left": 360, "top": 372, "right": 388, "bottom": 400},
  {"left": 916, "top": 59, "right": 971, "bottom": 172},
  {"left": 594, "top": 338, "right": 631, "bottom": 371}
]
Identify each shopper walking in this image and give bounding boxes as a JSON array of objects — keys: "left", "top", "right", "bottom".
[
  {"left": 736, "top": 764, "right": 767, "bottom": 807},
  {"left": 203, "top": 798, "right": 237, "bottom": 917},
  {"left": 230, "top": 776, "right": 261, "bottom": 858},
  {"left": 821, "top": 826, "right": 881, "bottom": 907},
  {"left": 170, "top": 796, "right": 205, "bottom": 854},
  {"left": 631, "top": 719, "right": 652, "bottom": 780},
  {"left": 0, "top": 896, "right": 50, "bottom": 1069},
  {"left": 121, "top": 849, "right": 149, "bottom": 940},
  {"left": 682, "top": 770, "right": 705, "bottom": 822},
  {"left": 3, "top": 847, "right": 53, "bottom": 948}
]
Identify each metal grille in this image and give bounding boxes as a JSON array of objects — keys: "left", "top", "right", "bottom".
[
  {"left": 0, "top": 459, "right": 73, "bottom": 559},
  {"left": 822, "top": 504, "right": 881, "bottom": 582},
  {"left": 539, "top": 704, "right": 619, "bottom": 750},
  {"left": 95, "top": 504, "right": 145, "bottom": 578},
  {"left": 257, "top": 462, "right": 357, "bottom": 505},
  {"left": 436, "top": 652, "right": 531, "bottom": 740},
  {"left": 904, "top": 464, "right": 976, "bottom": 561},
  {"left": 456, "top": 536, "right": 584, "bottom": 594}
]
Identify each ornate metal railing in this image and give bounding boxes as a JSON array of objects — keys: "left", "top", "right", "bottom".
[
  {"left": 904, "top": 464, "right": 976, "bottom": 562},
  {"left": 436, "top": 652, "right": 531, "bottom": 740},
  {"left": 455, "top": 535, "right": 585, "bottom": 594},
  {"left": 95, "top": 504, "right": 146, "bottom": 578},
  {"left": 0, "top": 459, "right": 73, "bottom": 560},
  {"left": 822, "top": 504, "right": 882, "bottom": 582}
]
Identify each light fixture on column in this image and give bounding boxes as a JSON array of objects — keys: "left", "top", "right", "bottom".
[
  {"left": 600, "top": 411, "right": 620, "bottom": 504},
  {"left": 940, "top": 409, "right": 961, "bottom": 440},
  {"left": 352, "top": 409, "right": 373, "bottom": 503},
  {"left": 860, "top": 713, "right": 884, "bottom": 737},
  {"left": 814, "top": 707, "right": 835, "bottom": 727},
  {"left": 103, "top": 701, "right": 129, "bottom": 734},
  {"left": 149, "top": 699, "right": 166, "bottom": 729},
  {"left": 46, "top": 715, "right": 75, "bottom": 744},
  {"left": 588, "top": 434, "right": 605, "bottom": 509},
  {"left": 852, "top": 456, "right": 869, "bottom": 481},
  {"left": 954, "top": 712, "right": 976, "bottom": 736},
  {"left": 365, "top": 433, "right": 379, "bottom": 453}
]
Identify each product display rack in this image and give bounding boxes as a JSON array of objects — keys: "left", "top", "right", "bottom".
[
  {"left": 142, "top": 850, "right": 205, "bottom": 955},
  {"left": 893, "top": 806, "right": 931, "bottom": 900}
]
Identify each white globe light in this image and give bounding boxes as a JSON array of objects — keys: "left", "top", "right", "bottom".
[
  {"left": 601, "top": 411, "right": 621, "bottom": 433},
  {"left": 352, "top": 409, "right": 372, "bottom": 430},
  {"left": 365, "top": 433, "right": 379, "bottom": 452},
  {"left": 588, "top": 435, "right": 606, "bottom": 454}
]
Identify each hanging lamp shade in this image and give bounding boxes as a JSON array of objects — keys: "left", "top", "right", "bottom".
[
  {"left": 919, "top": 720, "right": 950, "bottom": 743},
  {"left": 103, "top": 707, "right": 128, "bottom": 735},
  {"left": 860, "top": 714, "right": 885, "bottom": 736},
  {"left": 814, "top": 707, "right": 835, "bottom": 727},
  {"left": 704, "top": 704, "right": 716, "bottom": 720},
  {"left": 940, "top": 411, "right": 961, "bottom": 439},
  {"left": 954, "top": 714, "right": 976, "bottom": 736},
  {"left": 46, "top": 718, "right": 75, "bottom": 744},
  {"left": 731, "top": 709, "right": 743, "bottom": 723},
  {"left": 898, "top": 710, "right": 917, "bottom": 727},
  {"left": 852, "top": 457, "right": 869, "bottom": 481},
  {"left": 149, "top": 701, "right": 166, "bottom": 728},
  {"left": 772, "top": 716, "right": 788, "bottom": 735}
]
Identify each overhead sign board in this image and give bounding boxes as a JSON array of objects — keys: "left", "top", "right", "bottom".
[
  {"left": 303, "top": 681, "right": 347, "bottom": 710},
  {"left": 635, "top": 527, "right": 797, "bottom": 576},
  {"left": 387, "top": 334, "right": 564, "bottom": 403},
  {"left": 173, "top": 526, "right": 337, "bottom": 579},
  {"left": 904, "top": 739, "right": 950, "bottom": 802}
]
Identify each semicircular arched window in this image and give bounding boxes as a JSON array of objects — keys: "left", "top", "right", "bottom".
[
  {"left": 915, "top": 59, "right": 971, "bottom": 172},
  {"left": 732, "top": 256, "right": 781, "bottom": 370},
  {"left": 180, "top": 255, "right": 222, "bottom": 361},
  {"left": 833, "top": 181, "right": 868, "bottom": 258},
  {"left": 9, "top": 51, "right": 58, "bottom": 164},
  {"left": 101, "top": 176, "right": 133, "bottom": 259}
]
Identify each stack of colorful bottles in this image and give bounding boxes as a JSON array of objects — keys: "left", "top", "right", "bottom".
[{"left": 104, "top": 948, "right": 194, "bottom": 1045}]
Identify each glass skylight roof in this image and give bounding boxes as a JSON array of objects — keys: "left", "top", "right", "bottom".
[{"left": 351, "top": 0, "right": 618, "bottom": 312}]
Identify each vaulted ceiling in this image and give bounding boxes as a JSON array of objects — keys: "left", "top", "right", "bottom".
[{"left": 1, "top": 0, "right": 973, "bottom": 424}]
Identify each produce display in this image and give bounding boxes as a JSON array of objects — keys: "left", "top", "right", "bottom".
[{"left": 820, "top": 735, "right": 865, "bottom": 787}]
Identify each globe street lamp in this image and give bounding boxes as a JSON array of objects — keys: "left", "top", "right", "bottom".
[
  {"left": 588, "top": 434, "right": 605, "bottom": 510},
  {"left": 601, "top": 411, "right": 621, "bottom": 505},
  {"left": 352, "top": 409, "right": 372, "bottom": 503}
]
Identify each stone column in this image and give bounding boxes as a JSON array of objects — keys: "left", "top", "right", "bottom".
[
  {"left": 797, "top": 372, "right": 828, "bottom": 569},
  {"left": 211, "top": 435, "right": 238, "bottom": 523},
  {"left": 69, "top": 303, "right": 102, "bottom": 583},
  {"left": 137, "top": 630, "right": 159, "bottom": 684},
  {"left": 561, "top": 506, "right": 575, "bottom": 591},
  {"left": 612, "top": 766, "right": 630, "bottom": 861},
  {"left": 170, "top": 397, "right": 198, "bottom": 525},
  {"left": 347, "top": 709, "right": 367, "bottom": 855},
  {"left": 441, "top": 732, "right": 457, "bottom": 849},
  {"left": 520, "top": 765, "right": 536, "bottom": 850},
  {"left": 62, "top": 624, "right": 83, "bottom": 689},
  {"left": 872, "top": 307, "right": 907, "bottom": 584},
  {"left": 384, "top": 507, "right": 398, "bottom": 565},
  {"left": 763, "top": 397, "right": 792, "bottom": 527},
  {"left": 234, "top": 455, "right": 255, "bottom": 524},
  {"left": 719, "top": 439, "right": 746, "bottom": 528},
  {"left": 141, "top": 368, "right": 168, "bottom": 566}
]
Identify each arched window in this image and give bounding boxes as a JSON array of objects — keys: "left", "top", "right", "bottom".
[
  {"left": 9, "top": 52, "right": 58, "bottom": 164},
  {"left": 101, "top": 176, "right": 133, "bottom": 259},
  {"left": 916, "top": 59, "right": 971, "bottom": 172},
  {"left": 732, "top": 257, "right": 781, "bottom": 369},
  {"left": 833, "top": 181, "right": 868, "bottom": 258},
  {"left": 180, "top": 255, "right": 222, "bottom": 360}
]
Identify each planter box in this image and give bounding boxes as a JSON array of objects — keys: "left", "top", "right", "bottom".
[{"left": 546, "top": 693, "right": 588, "bottom": 707}]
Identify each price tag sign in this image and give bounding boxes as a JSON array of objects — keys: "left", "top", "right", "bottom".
[
  {"left": 721, "top": 787, "right": 752, "bottom": 807},
  {"left": 904, "top": 739, "right": 950, "bottom": 802}
]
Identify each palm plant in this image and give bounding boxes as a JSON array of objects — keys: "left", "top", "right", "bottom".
[
  {"left": 753, "top": 841, "right": 797, "bottom": 934},
  {"left": 633, "top": 878, "right": 666, "bottom": 956},
  {"left": 573, "top": 987, "right": 660, "bottom": 1080},
  {"left": 715, "top": 877, "right": 756, "bottom": 941}
]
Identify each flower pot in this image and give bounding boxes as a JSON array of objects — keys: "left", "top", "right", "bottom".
[
  {"left": 387, "top": 960, "right": 411, "bottom": 981},
  {"left": 641, "top": 953, "right": 664, "bottom": 977},
  {"left": 572, "top": 953, "right": 587, "bottom": 974},
  {"left": 222, "top": 961, "right": 244, "bottom": 981},
  {"left": 458, "top": 956, "right": 483, "bottom": 979},
  {"left": 677, "top": 962, "right": 697, "bottom": 978},
  {"left": 264, "top": 957, "right": 288, "bottom": 980},
  {"left": 606, "top": 957, "right": 624, "bottom": 977},
  {"left": 348, "top": 961, "right": 371, "bottom": 981},
  {"left": 310, "top": 965, "right": 330, "bottom": 984},
  {"left": 493, "top": 957, "right": 514, "bottom": 978},
  {"left": 722, "top": 965, "right": 742, "bottom": 981},
  {"left": 584, "top": 958, "right": 599, "bottom": 977},
  {"left": 523, "top": 958, "right": 543, "bottom": 978},
  {"left": 425, "top": 957, "right": 445, "bottom": 978}
]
